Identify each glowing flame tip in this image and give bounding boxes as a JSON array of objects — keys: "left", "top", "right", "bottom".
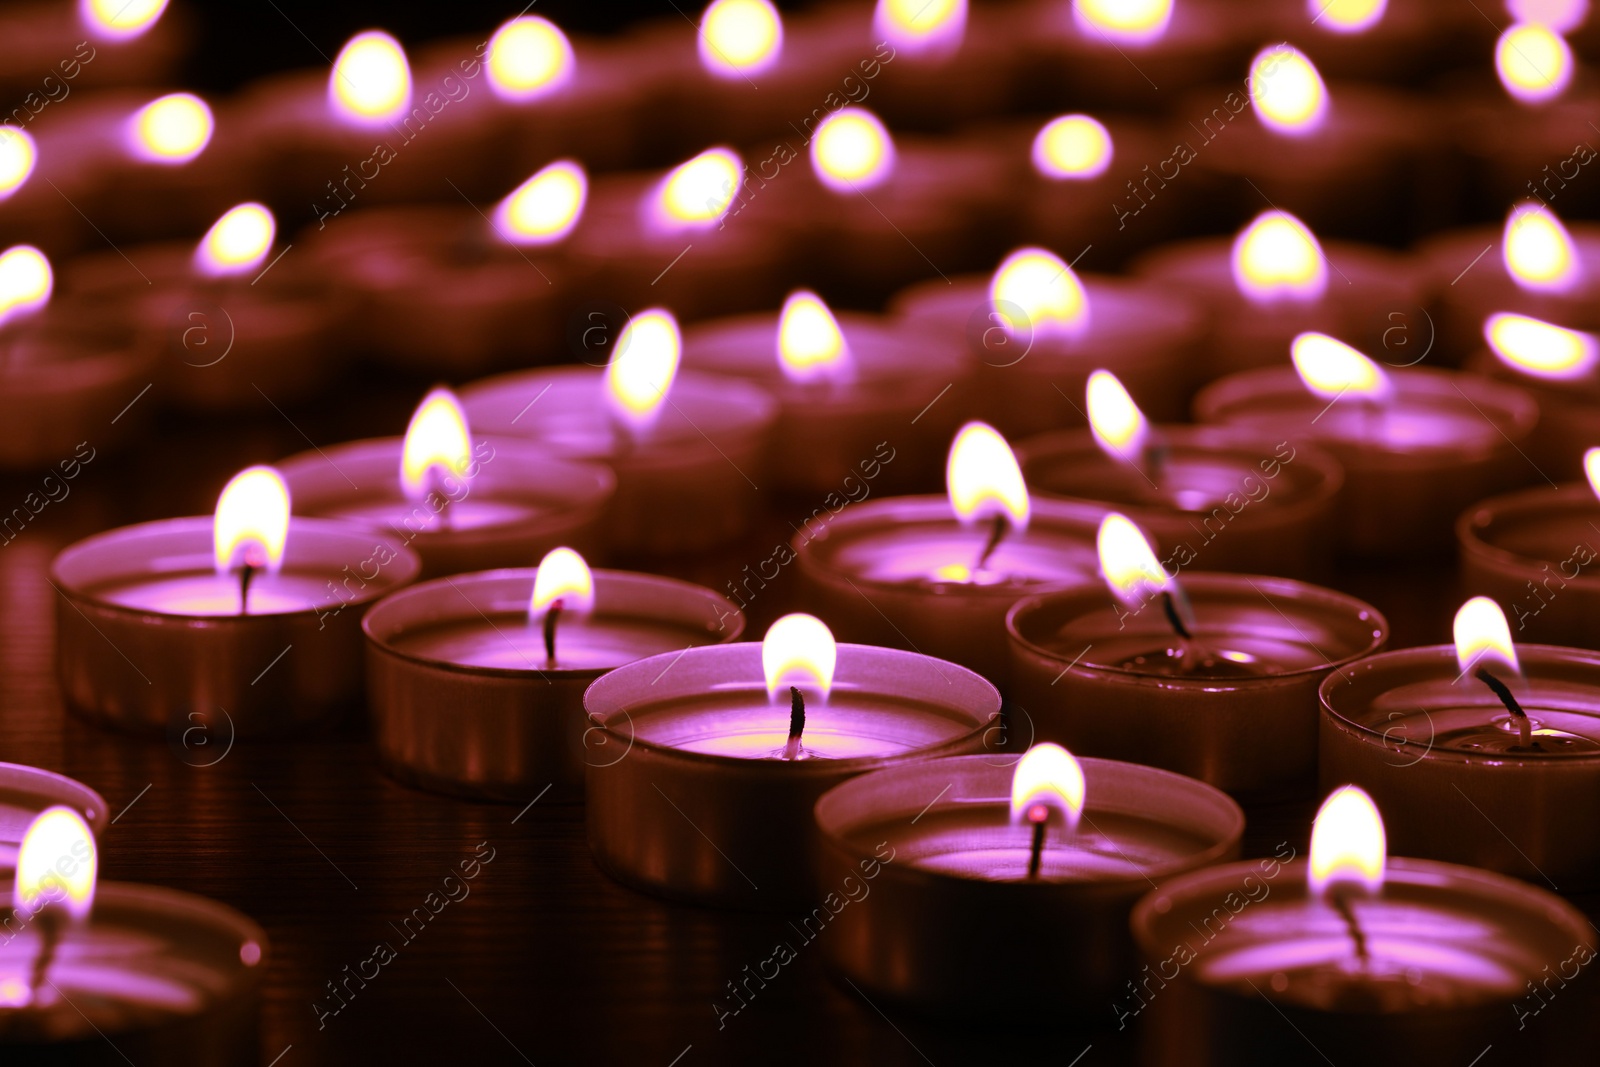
[
  {"left": 0, "top": 244, "right": 53, "bottom": 327},
  {"left": 1484, "top": 312, "right": 1599, "bottom": 380},
  {"left": 946, "top": 422, "right": 1030, "bottom": 529},
  {"left": 606, "top": 308, "right": 681, "bottom": 433},
  {"left": 1074, "top": 0, "right": 1173, "bottom": 44},
  {"left": 14, "top": 807, "right": 96, "bottom": 921},
  {"left": 129, "top": 93, "right": 213, "bottom": 163},
  {"left": 530, "top": 547, "right": 595, "bottom": 618},
  {"left": 1032, "top": 114, "right": 1113, "bottom": 180},
  {"left": 1496, "top": 23, "right": 1573, "bottom": 104},
  {"left": 700, "top": 0, "right": 783, "bottom": 76},
  {"left": 989, "top": 247, "right": 1091, "bottom": 342},
  {"left": 762, "top": 613, "right": 837, "bottom": 699},
  {"left": 487, "top": 16, "right": 574, "bottom": 100},
  {"left": 214, "top": 466, "right": 290, "bottom": 575},
  {"left": 1097, "top": 512, "right": 1170, "bottom": 605},
  {"left": 1010, "top": 743, "right": 1086, "bottom": 830},
  {"left": 0, "top": 127, "right": 37, "bottom": 199},
  {"left": 811, "top": 108, "right": 895, "bottom": 192},
  {"left": 196, "top": 203, "right": 276, "bottom": 278},
  {"left": 1454, "top": 596, "right": 1520, "bottom": 676},
  {"left": 1291, "top": 332, "right": 1391, "bottom": 402},
  {"left": 1309, "top": 786, "right": 1386, "bottom": 895},
  {"left": 1250, "top": 46, "right": 1328, "bottom": 135},
  {"left": 874, "top": 0, "right": 967, "bottom": 54},
  {"left": 330, "top": 30, "right": 412, "bottom": 125},
  {"left": 494, "top": 160, "right": 587, "bottom": 246},
  {"left": 1232, "top": 211, "right": 1328, "bottom": 303},
  {"left": 1086, "top": 369, "right": 1149, "bottom": 464}
]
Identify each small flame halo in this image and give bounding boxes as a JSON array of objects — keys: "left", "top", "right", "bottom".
[
  {"left": 762, "top": 613, "right": 837, "bottom": 700},
  {"left": 1010, "top": 742, "right": 1085, "bottom": 831},
  {"left": 494, "top": 160, "right": 587, "bottom": 246},
  {"left": 530, "top": 546, "right": 595, "bottom": 618},
  {"left": 487, "top": 16, "right": 575, "bottom": 101},
  {"left": 1484, "top": 312, "right": 1599, "bottom": 380},
  {"left": 214, "top": 466, "right": 291, "bottom": 575},
  {"left": 1308, "top": 785, "right": 1386, "bottom": 896},
  {"left": 14, "top": 806, "right": 97, "bottom": 921},
  {"left": 946, "top": 421, "right": 1030, "bottom": 530}
]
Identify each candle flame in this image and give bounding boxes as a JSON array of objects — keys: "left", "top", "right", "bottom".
[
  {"left": 400, "top": 388, "right": 473, "bottom": 501},
  {"left": 487, "top": 16, "right": 574, "bottom": 101},
  {"left": 1291, "top": 332, "right": 1392, "bottom": 402},
  {"left": 214, "top": 466, "right": 290, "bottom": 575},
  {"left": 128, "top": 93, "right": 213, "bottom": 164},
  {"left": 81, "top": 0, "right": 166, "bottom": 39},
  {"left": 762, "top": 613, "right": 836, "bottom": 699},
  {"left": 0, "top": 245, "right": 53, "bottom": 328},
  {"left": 810, "top": 108, "right": 895, "bottom": 192},
  {"left": 1097, "top": 512, "right": 1170, "bottom": 605},
  {"left": 1503, "top": 201, "right": 1581, "bottom": 293},
  {"left": 1484, "top": 312, "right": 1599, "bottom": 380},
  {"left": 946, "top": 421, "right": 1030, "bottom": 530},
  {"left": 1010, "top": 742, "right": 1085, "bottom": 830},
  {"left": 1585, "top": 447, "right": 1600, "bottom": 500},
  {"left": 874, "top": 0, "right": 967, "bottom": 55},
  {"left": 1308, "top": 785, "right": 1385, "bottom": 896},
  {"left": 195, "top": 203, "right": 276, "bottom": 278},
  {"left": 530, "top": 546, "right": 595, "bottom": 618},
  {"left": 330, "top": 30, "right": 412, "bottom": 125},
  {"left": 989, "top": 247, "right": 1091, "bottom": 342},
  {"left": 654, "top": 147, "right": 742, "bottom": 230},
  {"left": 700, "top": 0, "right": 783, "bottom": 77},
  {"left": 494, "top": 160, "right": 587, "bottom": 246},
  {"left": 13, "top": 807, "right": 96, "bottom": 921},
  {"left": 1232, "top": 210, "right": 1328, "bottom": 303},
  {"left": 1313, "top": 0, "right": 1388, "bottom": 32},
  {"left": 606, "top": 307, "right": 681, "bottom": 434},
  {"left": 0, "top": 127, "right": 36, "bottom": 199},
  {"left": 1087, "top": 369, "right": 1149, "bottom": 465},
  {"left": 1496, "top": 23, "right": 1573, "bottom": 104},
  {"left": 1508, "top": 0, "right": 1588, "bottom": 33},
  {"left": 1250, "top": 46, "right": 1328, "bottom": 135},
  {"left": 1073, "top": 0, "right": 1173, "bottom": 44},
  {"left": 1032, "top": 114, "right": 1113, "bottom": 180},
  {"left": 1454, "top": 595, "right": 1521, "bottom": 676},
  {"left": 777, "top": 289, "right": 852, "bottom": 384}
]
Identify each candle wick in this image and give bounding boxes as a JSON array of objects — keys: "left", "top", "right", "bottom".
[
  {"left": 29, "top": 909, "right": 63, "bottom": 1001},
  {"left": 237, "top": 562, "right": 257, "bottom": 616},
  {"left": 1474, "top": 667, "right": 1534, "bottom": 749},
  {"left": 1026, "top": 804, "right": 1049, "bottom": 880},
  {"left": 1141, "top": 437, "right": 1168, "bottom": 488},
  {"left": 1328, "top": 886, "right": 1370, "bottom": 967},
  {"left": 1161, "top": 589, "right": 1193, "bottom": 641},
  {"left": 974, "top": 513, "right": 1009, "bottom": 573},
  {"left": 543, "top": 599, "right": 563, "bottom": 666},
  {"left": 782, "top": 685, "right": 805, "bottom": 761}
]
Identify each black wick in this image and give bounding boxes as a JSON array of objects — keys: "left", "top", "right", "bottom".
[
  {"left": 1328, "top": 886, "right": 1370, "bottom": 967},
  {"left": 1474, "top": 667, "right": 1533, "bottom": 749},
  {"left": 237, "top": 562, "right": 257, "bottom": 617},
  {"left": 1026, "top": 804, "right": 1049, "bottom": 881},
  {"left": 30, "top": 909, "right": 63, "bottom": 1000},
  {"left": 543, "top": 599, "right": 564, "bottom": 665},
  {"left": 1161, "top": 590, "right": 1192, "bottom": 641},
  {"left": 783, "top": 685, "right": 805, "bottom": 761},
  {"left": 974, "top": 514, "right": 1009, "bottom": 573}
]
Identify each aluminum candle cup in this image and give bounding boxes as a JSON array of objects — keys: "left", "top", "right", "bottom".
[
  {"left": 1194, "top": 366, "right": 1539, "bottom": 555},
  {"left": 1131, "top": 858, "right": 1597, "bottom": 1066},
  {"left": 1016, "top": 427, "right": 1343, "bottom": 580},
  {"left": 583, "top": 643, "right": 1000, "bottom": 911},
  {"left": 0, "top": 883, "right": 266, "bottom": 1065},
  {"left": 51, "top": 518, "right": 420, "bottom": 737},
  {"left": 1446, "top": 91, "right": 1600, "bottom": 218},
  {"left": 1459, "top": 485, "right": 1600, "bottom": 649},
  {"left": 1320, "top": 644, "right": 1600, "bottom": 888},
  {"left": 461, "top": 366, "right": 777, "bottom": 556},
  {"left": 793, "top": 496, "right": 1103, "bottom": 685},
  {"left": 277, "top": 436, "right": 615, "bottom": 578},
  {"left": 0, "top": 764, "right": 107, "bottom": 871},
  {"left": 1008, "top": 576, "right": 1387, "bottom": 797},
  {"left": 1466, "top": 345, "right": 1600, "bottom": 484},
  {"left": 365, "top": 568, "right": 741, "bottom": 802},
  {"left": 813, "top": 754, "right": 1243, "bottom": 1014}
]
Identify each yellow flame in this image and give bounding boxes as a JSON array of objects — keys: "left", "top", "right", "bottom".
[
  {"left": 1010, "top": 742, "right": 1085, "bottom": 829},
  {"left": 1308, "top": 785, "right": 1385, "bottom": 895},
  {"left": 1291, "top": 332, "right": 1392, "bottom": 402},
  {"left": 1250, "top": 46, "right": 1328, "bottom": 135},
  {"left": 129, "top": 93, "right": 213, "bottom": 163},
  {"left": 989, "top": 247, "right": 1091, "bottom": 342},
  {"left": 1097, "top": 512, "right": 1170, "bottom": 604},
  {"left": 810, "top": 108, "right": 895, "bottom": 192},
  {"left": 1232, "top": 211, "right": 1328, "bottom": 303},
  {"left": 1086, "top": 369, "right": 1149, "bottom": 464},
  {"left": 487, "top": 16, "right": 574, "bottom": 101},
  {"left": 1032, "top": 114, "right": 1113, "bottom": 180},
  {"left": 946, "top": 421, "right": 1030, "bottom": 529},
  {"left": 1074, "top": 0, "right": 1173, "bottom": 43},
  {"left": 494, "top": 160, "right": 587, "bottom": 246},
  {"left": 195, "top": 202, "right": 276, "bottom": 278},
  {"left": 0, "top": 245, "right": 53, "bottom": 327},
  {"left": 1503, "top": 201, "right": 1581, "bottom": 293},
  {"left": 762, "top": 613, "right": 836, "bottom": 699},
  {"left": 1508, "top": 0, "right": 1588, "bottom": 33},
  {"left": 13, "top": 807, "right": 96, "bottom": 921},
  {"left": 874, "top": 0, "right": 967, "bottom": 53},
  {"left": 214, "top": 466, "right": 290, "bottom": 574},
  {"left": 1314, "top": 0, "right": 1388, "bottom": 31},
  {"left": 606, "top": 308, "right": 681, "bottom": 433},
  {"left": 81, "top": 0, "right": 167, "bottom": 39},
  {"left": 654, "top": 147, "right": 742, "bottom": 230},
  {"left": 777, "top": 289, "right": 852, "bottom": 383},
  {"left": 530, "top": 546, "right": 596, "bottom": 617},
  {"left": 700, "top": 0, "right": 783, "bottom": 76},
  {"left": 0, "top": 127, "right": 36, "bottom": 199},
  {"left": 400, "top": 388, "right": 473, "bottom": 501},
  {"left": 1496, "top": 23, "right": 1573, "bottom": 103},
  {"left": 1484, "top": 312, "right": 1599, "bottom": 380},
  {"left": 330, "top": 30, "right": 412, "bottom": 124},
  {"left": 1585, "top": 448, "right": 1600, "bottom": 500},
  {"left": 1454, "top": 595, "right": 1520, "bottom": 675}
]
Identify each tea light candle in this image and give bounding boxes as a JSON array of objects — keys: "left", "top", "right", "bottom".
[
  {"left": 51, "top": 466, "right": 421, "bottom": 737},
  {"left": 814, "top": 744, "right": 1243, "bottom": 1013},
  {"left": 1194, "top": 333, "right": 1540, "bottom": 555},
  {"left": 364, "top": 548, "right": 743, "bottom": 802},
  {"left": 461, "top": 311, "right": 778, "bottom": 556},
  {"left": 584, "top": 614, "right": 1000, "bottom": 909},
  {"left": 889, "top": 247, "right": 1203, "bottom": 440},
  {"left": 1016, "top": 368, "right": 1344, "bottom": 579},
  {"left": 794, "top": 422, "right": 1102, "bottom": 685},
  {"left": 1467, "top": 312, "right": 1600, "bottom": 482},
  {"left": 0, "top": 766, "right": 106, "bottom": 872},
  {"left": 277, "top": 388, "right": 614, "bottom": 578},
  {"left": 1009, "top": 514, "right": 1387, "bottom": 797},
  {"left": 1132, "top": 787, "right": 1596, "bottom": 1066},
  {"left": 681, "top": 290, "right": 967, "bottom": 494},
  {"left": 1320, "top": 596, "right": 1600, "bottom": 887}
]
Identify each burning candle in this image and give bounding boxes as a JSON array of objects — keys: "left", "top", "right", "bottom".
[
  {"left": 1194, "top": 332, "right": 1540, "bottom": 554},
  {"left": 813, "top": 742, "right": 1242, "bottom": 1012},
  {"left": 51, "top": 465, "right": 420, "bottom": 737},
  {"left": 583, "top": 614, "right": 1000, "bottom": 908},
  {"left": 0, "top": 809, "right": 265, "bottom": 1060},
  {"left": 1322, "top": 596, "right": 1600, "bottom": 886},
  {"left": 1008, "top": 514, "right": 1386, "bottom": 796},
  {"left": 794, "top": 421, "right": 1102, "bottom": 685},
  {"left": 1016, "top": 368, "right": 1345, "bottom": 579},
  {"left": 1470, "top": 312, "right": 1600, "bottom": 481},
  {"left": 461, "top": 308, "right": 777, "bottom": 555},
  {"left": 0, "top": 766, "right": 105, "bottom": 874},
  {"left": 681, "top": 289, "right": 966, "bottom": 494},
  {"left": 1132, "top": 786, "right": 1597, "bottom": 1065},
  {"left": 364, "top": 546, "right": 743, "bottom": 802}
]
